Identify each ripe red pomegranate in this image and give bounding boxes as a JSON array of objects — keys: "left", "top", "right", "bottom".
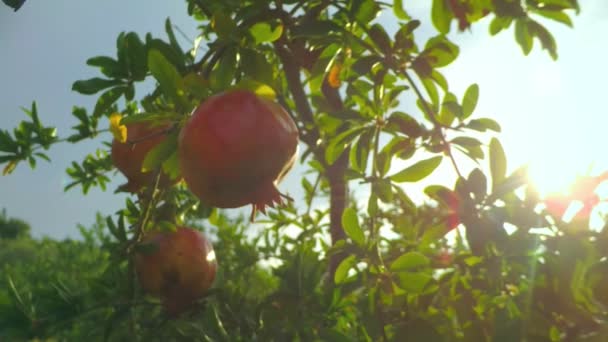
[
  {"left": 111, "top": 121, "right": 175, "bottom": 192},
  {"left": 135, "top": 227, "right": 217, "bottom": 316},
  {"left": 178, "top": 90, "right": 299, "bottom": 219}
]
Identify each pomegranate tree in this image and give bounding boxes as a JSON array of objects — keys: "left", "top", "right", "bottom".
[
  {"left": 111, "top": 121, "right": 175, "bottom": 192},
  {"left": 178, "top": 90, "right": 299, "bottom": 219},
  {"left": 134, "top": 227, "right": 217, "bottom": 316}
]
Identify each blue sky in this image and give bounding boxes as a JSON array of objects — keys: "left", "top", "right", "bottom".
[{"left": 1, "top": 1, "right": 607, "bottom": 239}]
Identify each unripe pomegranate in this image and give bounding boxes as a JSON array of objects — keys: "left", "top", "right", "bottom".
[
  {"left": 111, "top": 121, "right": 175, "bottom": 192},
  {"left": 135, "top": 227, "right": 217, "bottom": 316},
  {"left": 178, "top": 90, "right": 299, "bottom": 219}
]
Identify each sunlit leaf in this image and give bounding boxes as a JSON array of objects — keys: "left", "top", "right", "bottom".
[
  {"left": 462, "top": 83, "right": 479, "bottom": 119},
  {"left": 334, "top": 255, "right": 357, "bottom": 284},
  {"left": 390, "top": 252, "right": 430, "bottom": 271},
  {"left": 489, "top": 138, "right": 507, "bottom": 187},
  {"left": 342, "top": 207, "right": 365, "bottom": 246},
  {"left": 390, "top": 156, "right": 443, "bottom": 183},
  {"left": 249, "top": 22, "right": 283, "bottom": 44}
]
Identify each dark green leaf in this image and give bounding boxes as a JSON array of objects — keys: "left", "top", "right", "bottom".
[
  {"left": 124, "top": 32, "right": 147, "bottom": 80},
  {"left": 368, "top": 24, "right": 392, "bottom": 54},
  {"left": 86, "top": 56, "right": 125, "bottom": 78},
  {"left": 72, "top": 78, "right": 122, "bottom": 95},
  {"left": 147, "top": 49, "right": 186, "bottom": 107},
  {"left": 351, "top": 55, "right": 381, "bottom": 76},
  {"left": 141, "top": 132, "right": 177, "bottom": 172},
  {"left": 165, "top": 17, "right": 184, "bottom": 56},
  {"left": 211, "top": 46, "right": 237, "bottom": 89},
  {"left": 212, "top": 11, "right": 237, "bottom": 39},
  {"left": 93, "top": 86, "right": 125, "bottom": 118}
]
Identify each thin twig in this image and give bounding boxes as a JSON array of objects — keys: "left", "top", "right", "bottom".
[{"left": 401, "top": 70, "right": 464, "bottom": 179}]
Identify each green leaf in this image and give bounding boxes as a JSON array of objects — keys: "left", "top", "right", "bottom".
[
  {"left": 291, "top": 20, "right": 341, "bottom": 38},
  {"left": 211, "top": 45, "right": 237, "bottom": 90},
  {"left": 534, "top": 9, "right": 573, "bottom": 27},
  {"left": 387, "top": 111, "right": 423, "bottom": 137},
  {"left": 489, "top": 17, "right": 513, "bottom": 36},
  {"left": 93, "top": 86, "right": 125, "bottom": 118},
  {"left": 124, "top": 32, "right": 147, "bottom": 80},
  {"left": 86, "top": 56, "right": 125, "bottom": 78},
  {"left": 393, "top": 0, "right": 409, "bottom": 20},
  {"left": 396, "top": 271, "right": 433, "bottom": 293},
  {"left": 212, "top": 11, "right": 237, "bottom": 39},
  {"left": 240, "top": 48, "right": 274, "bottom": 85},
  {"left": 390, "top": 156, "right": 443, "bottom": 183},
  {"left": 353, "top": 0, "right": 381, "bottom": 23},
  {"left": 249, "top": 22, "right": 283, "bottom": 44},
  {"left": 489, "top": 138, "right": 507, "bottom": 188},
  {"left": 351, "top": 55, "right": 381, "bottom": 76},
  {"left": 468, "top": 168, "right": 487, "bottom": 199},
  {"left": 325, "top": 126, "right": 366, "bottom": 165},
  {"left": 165, "top": 17, "right": 184, "bottom": 56},
  {"left": 162, "top": 150, "right": 181, "bottom": 181},
  {"left": 467, "top": 118, "right": 501, "bottom": 132},
  {"left": 334, "top": 255, "right": 357, "bottom": 284},
  {"left": 432, "top": 0, "right": 452, "bottom": 34},
  {"left": 72, "top": 78, "right": 121, "bottom": 95},
  {"left": 147, "top": 49, "right": 186, "bottom": 107},
  {"left": 342, "top": 207, "right": 365, "bottom": 246},
  {"left": 461, "top": 83, "right": 479, "bottom": 119},
  {"left": 515, "top": 19, "right": 533, "bottom": 56},
  {"left": 424, "top": 36, "right": 459, "bottom": 68},
  {"left": 232, "top": 79, "right": 276, "bottom": 100},
  {"left": 528, "top": 20, "right": 558, "bottom": 60},
  {"left": 451, "top": 136, "right": 482, "bottom": 148},
  {"left": 368, "top": 24, "right": 392, "bottom": 54},
  {"left": 141, "top": 133, "right": 177, "bottom": 173},
  {"left": 349, "top": 128, "right": 372, "bottom": 173},
  {"left": 390, "top": 251, "right": 430, "bottom": 271}
]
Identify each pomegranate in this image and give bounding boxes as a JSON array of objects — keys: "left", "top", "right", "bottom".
[
  {"left": 135, "top": 227, "right": 217, "bottom": 316},
  {"left": 111, "top": 121, "right": 175, "bottom": 192},
  {"left": 178, "top": 90, "right": 299, "bottom": 219}
]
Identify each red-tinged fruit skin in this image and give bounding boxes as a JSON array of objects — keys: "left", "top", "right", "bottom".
[
  {"left": 135, "top": 227, "right": 217, "bottom": 316},
  {"left": 178, "top": 90, "right": 299, "bottom": 219},
  {"left": 111, "top": 121, "right": 176, "bottom": 192}
]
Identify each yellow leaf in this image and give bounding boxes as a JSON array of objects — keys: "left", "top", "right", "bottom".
[
  {"left": 328, "top": 63, "right": 342, "bottom": 88},
  {"left": 109, "top": 113, "right": 127, "bottom": 143},
  {"left": 2, "top": 160, "right": 17, "bottom": 175}
]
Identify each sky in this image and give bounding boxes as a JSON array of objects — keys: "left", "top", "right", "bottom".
[{"left": 1, "top": 1, "right": 607, "bottom": 239}]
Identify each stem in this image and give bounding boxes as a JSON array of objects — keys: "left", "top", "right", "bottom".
[
  {"left": 126, "top": 124, "right": 176, "bottom": 146},
  {"left": 401, "top": 70, "right": 464, "bottom": 179},
  {"left": 369, "top": 124, "right": 385, "bottom": 268}
]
